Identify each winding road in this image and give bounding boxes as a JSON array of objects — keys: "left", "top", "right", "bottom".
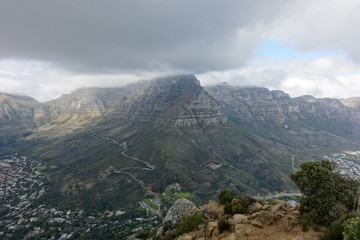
[{"left": 90, "top": 129, "right": 155, "bottom": 189}]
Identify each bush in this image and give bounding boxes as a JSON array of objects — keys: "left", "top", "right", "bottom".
[
  {"left": 218, "top": 218, "right": 230, "bottom": 233},
  {"left": 224, "top": 202, "right": 233, "bottom": 215},
  {"left": 343, "top": 216, "right": 360, "bottom": 240},
  {"left": 136, "top": 230, "right": 150, "bottom": 239},
  {"left": 231, "top": 195, "right": 255, "bottom": 215},
  {"left": 290, "top": 160, "right": 357, "bottom": 224},
  {"left": 329, "top": 203, "right": 348, "bottom": 222},
  {"left": 320, "top": 212, "right": 360, "bottom": 240},
  {"left": 175, "top": 214, "right": 203, "bottom": 237},
  {"left": 218, "top": 189, "right": 236, "bottom": 205}
]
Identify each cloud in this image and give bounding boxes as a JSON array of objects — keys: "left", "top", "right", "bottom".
[
  {"left": 0, "top": 60, "right": 163, "bottom": 102},
  {"left": 198, "top": 56, "right": 360, "bottom": 99},
  {"left": 270, "top": 0, "right": 360, "bottom": 62},
  {"left": 1, "top": 0, "right": 360, "bottom": 100},
  {"left": 0, "top": 0, "right": 287, "bottom": 74}
]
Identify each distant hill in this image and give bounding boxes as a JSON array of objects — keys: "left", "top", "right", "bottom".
[{"left": 1, "top": 75, "right": 360, "bottom": 210}]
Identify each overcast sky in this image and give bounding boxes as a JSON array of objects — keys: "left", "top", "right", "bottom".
[{"left": 0, "top": 0, "right": 360, "bottom": 101}]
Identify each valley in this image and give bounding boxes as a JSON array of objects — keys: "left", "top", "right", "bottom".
[{"left": 1, "top": 75, "right": 360, "bottom": 238}]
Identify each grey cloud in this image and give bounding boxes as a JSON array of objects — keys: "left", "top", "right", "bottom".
[
  {"left": 0, "top": 0, "right": 287, "bottom": 74},
  {"left": 271, "top": 0, "right": 360, "bottom": 62}
]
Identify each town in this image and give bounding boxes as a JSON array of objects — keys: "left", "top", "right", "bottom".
[
  {"left": 324, "top": 151, "right": 360, "bottom": 179},
  {"left": 0, "top": 155, "right": 161, "bottom": 239}
]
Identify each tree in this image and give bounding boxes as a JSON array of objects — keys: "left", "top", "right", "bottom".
[
  {"left": 290, "top": 160, "right": 358, "bottom": 224},
  {"left": 343, "top": 216, "right": 360, "bottom": 240},
  {"left": 218, "top": 189, "right": 236, "bottom": 205}
]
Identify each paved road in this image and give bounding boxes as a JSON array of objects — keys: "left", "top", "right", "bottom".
[
  {"left": 256, "top": 192, "right": 302, "bottom": 199},
  {"left": 89, "top": 130, "right": 155, "bottom": 188}
]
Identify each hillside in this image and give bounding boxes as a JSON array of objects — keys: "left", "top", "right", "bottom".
[{"left": 1, "top": 75, "right": 360, "bottom": 210}]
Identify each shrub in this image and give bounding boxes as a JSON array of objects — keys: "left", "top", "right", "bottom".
[
  {"left": 175, "top": 214, "right": 203, "bottom": 237},
  {"left": 163, "top": 220, "right": 173, "bottom": 231},
  {"left": 231, "top": 195, "right": 255, "bottom": 215},
  {"left": 290, "top": 160, "right": 357, "bottom": 224},
  {"left": 218, "top": 218, "right": 230, "bottom": 233},
  {"left": 320, "top": 212, "right": 360, "bottom": 240},
  {"left": 343, "top": 216, "right": 360, "bottom": 240},
  {"left": 218, "top": 189, "right": 236, "bottom": 205},
  {"left": 224, "top": 202, "right": 233, "bottom": 215},
  {"left": 136, "top": 230, "right": 150, "bottom": 239}
]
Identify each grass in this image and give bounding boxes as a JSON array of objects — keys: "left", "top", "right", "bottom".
[
  {"left": 173, "top": 192, "right": 192, "bottom": 200},
  {"left": 144, "top": 198, "right": 158, "bottom": 210},
  {"left": 36, "top": 166, "right": 47, "bottom": 172}
]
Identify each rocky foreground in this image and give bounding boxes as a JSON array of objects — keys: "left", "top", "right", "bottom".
[{"left": 154, "top": 198, "right": 320, "bottom": 240}]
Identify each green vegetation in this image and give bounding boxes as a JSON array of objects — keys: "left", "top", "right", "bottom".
[
  {"left": 218, "top": 189, "right": 255, "bottom": 215},
  {"left": 136, "top": 229, "right": 156, "bottom": 239},
  {"left": 290, "top": 160, "right": 357, "bottom": 225},
  {"left": 218, "top": 189, "right": 236, "bottom": 205},
  {"left": 320, "top": 212, "right": 360, "bottom": 240},
  {"left": 227, "top": 195, "right": 255, "bottom": 215},
  {"left": 175, "top": 214, "right": 202, "bottom": 237},
  {"left": 218, "top": 218, "right": 231, "bottom": 233},
  {"left": 343, "top": 216, "right": 360, "bottom": 240},
  {"left": 144, "top": 198, "right": 158, "bottom": 210},
  {"left": 290, "top": 159, "right": 360, "bottom": 239}
]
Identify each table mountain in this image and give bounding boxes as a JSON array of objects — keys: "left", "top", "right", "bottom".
[{"left": 1, "top": 75, "right": 360, "bottom": 209}]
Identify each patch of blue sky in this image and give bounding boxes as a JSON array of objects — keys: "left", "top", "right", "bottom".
[{"left": 254, "top": 39, "right": 344, "bottom": 59}]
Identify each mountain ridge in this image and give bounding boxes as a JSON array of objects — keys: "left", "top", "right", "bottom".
[{"left": 1, "top": 75, "right": 360, "bottom": 210}]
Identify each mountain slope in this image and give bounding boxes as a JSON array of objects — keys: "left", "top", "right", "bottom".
[{"left": 1, "top": 75, "right": 360, "bottom": 210}]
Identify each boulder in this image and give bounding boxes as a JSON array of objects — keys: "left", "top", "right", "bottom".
[
  {"left": 228, "top": 214, "right": 249, "bottom": 225},
  {"left": 269, "top": 201, "right": 289, "bottom": 213},
  {"left": 248, "top": 210, "right": 274, "bottom": 225},
  {"left": 221, "top": 233, "right": 239, "bottom": 240},
  {"left": 248, "top": 202, "right": 263, "bottom": 214},
  {"left": 205, "top": 221, "right": 219, "bottom": 238},
  {"left": 251, "top": 218, "right": 263, "bottom": 228},
  {"left": 272, "top": 198, "right": 285, "bottom": 205},
  {"left": 164, "top": 198, "right": 197, "bottom": 228},
  {"left": 257, "top": 199, "right": 268, "bottom": 206},
  {"left": 195, "top": 200, "right": 224, "bottom": 221}
]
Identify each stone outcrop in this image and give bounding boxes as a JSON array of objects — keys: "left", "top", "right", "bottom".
[
  {"left": 175, "top": 198, "right": 320, "bottom": 240},
  {"left": 157, "top": 198, "right": 197, "bottom": 238},
  {"left": 164, "top": 198, "right": 197, "bottom": 227}
]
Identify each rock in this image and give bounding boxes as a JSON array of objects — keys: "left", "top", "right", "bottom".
[
  {"left": 269, "top": 202, "right": 288, "bottom": 213},
  {"left": 292, "top": 210, "right": 300, "bottom": 216},
  {"left": 257, "top": 199, "right": 268, "bottom": 206},
  {"left": 291, "top": 237, "right": 304, "bottom": 240},
  {"left": 221, "top": 233, "right": 238, "bottom": 240},
  {"left": 177, "top": 235, "right": 194, "bottom": 240},
  {"left": 195, "top": 200, "right": 224, "bottom": 221},
  {"left": 273, "top": 212, "right": 285, "bottom": 220},
  {"left": 271, "top": 198, "right": 285, "bottom": 205},
  {"left": 205, "top": 221, "right": 219, "bottom": 238},
  {"left": 155, "top": 226, "right": 164, "bottom": 238},
  {"left": 248, "top": 202, "right": 263, "bottom": 214},
  {"left": 164, "top": 198, "right": 197, "bottom": 228},
  {"left": 248, "top": 210, "right": 274, "bottom": 225},
  {"left": 286, "top": 217, "right": 295, "bottom": 231},
  {"left": 228, "top": 214, "right": 249, "bottom": 225},
  {"left": 251, "top": 219, "right": 263, "bottom": 228},
  {"left": 262, "top": 204, "right": 271, "bottom": 210}
]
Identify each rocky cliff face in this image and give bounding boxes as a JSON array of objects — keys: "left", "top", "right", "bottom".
[
  {"left": 0, "top": 75, "right": 227, "bottom": 129},
  {"left": 0, "top": 93, "right": 37, "bottom": 120},
  {"left": 206, "top": 84, "right": 358, "bottom": 122}
]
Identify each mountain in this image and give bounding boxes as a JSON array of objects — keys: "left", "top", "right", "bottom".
[{"left": 1, "top": 75, "right": 360, "bottom": 210}]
